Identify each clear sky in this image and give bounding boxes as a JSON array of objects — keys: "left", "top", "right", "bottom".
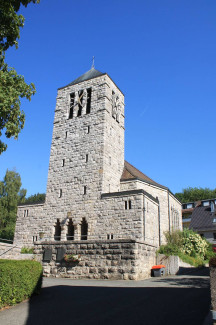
[{"left": 1, "top": 0, "right": 216, "bottom": 196}]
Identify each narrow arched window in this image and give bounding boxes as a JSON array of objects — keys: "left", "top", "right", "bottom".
[
  {"left": 67, "top": 219, "right": 74, "bottom": 240},
  {"left": 54, "top": 219, "right": 61, "bottom": 241},
  {"left": 81, "top": 218, "right": 88, "bottom": 240}
]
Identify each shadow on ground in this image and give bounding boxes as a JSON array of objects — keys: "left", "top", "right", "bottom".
[{"left": 25, "top": 274, "right": 210, "bottom": 325}]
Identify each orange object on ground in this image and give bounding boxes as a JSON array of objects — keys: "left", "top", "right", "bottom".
[{"left": 151, "top": 265, "right": 166, "bottom": 269}]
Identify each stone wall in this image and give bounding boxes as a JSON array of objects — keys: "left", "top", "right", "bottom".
[
  {"left": 120, "top": 179, "right": 182, "bottom": 244},
  {"left": 34, "top": 239, "right": 157, "bottom": 280},
  {"left": 0, "top": 242, "right": 33, "bottom": 260},
  {"left": 156, "top": 254, "right": 194, "bottom": 275}
]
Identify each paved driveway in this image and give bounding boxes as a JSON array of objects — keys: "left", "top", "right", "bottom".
[{"left": 0, "top": 268, "right": 211, "bottom": 325}]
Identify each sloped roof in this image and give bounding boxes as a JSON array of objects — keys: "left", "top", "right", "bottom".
[
  {"left": 121, "top": 161, "right": 167, "bottom": 189},
  {"left": 190, "top": 205, "right": 216, "bottom": 231},
  {"left": 58, "top": 68, "right": 105, "bottom": 89}
]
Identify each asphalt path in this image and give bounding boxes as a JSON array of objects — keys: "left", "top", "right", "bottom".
[{"left": 0, "top": 268, "right": 211, "bottom": 325}]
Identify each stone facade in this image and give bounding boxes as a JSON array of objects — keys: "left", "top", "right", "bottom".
[
  {"left": 14, "top": 67, "right": 182, "bottom": 279},
  {"left": 34, "top": 239, "right": 156, "bottom": 280}
]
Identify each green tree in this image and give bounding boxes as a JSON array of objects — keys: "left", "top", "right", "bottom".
[
  {"left": 0, "top": 170, "right": 26, "bottom": 240},
  {"left": 175, "top": 187, "right": 216, "bottom": 203},
  {"left": 0, "top": 0, "right": 40, "bottom": 154},
  {"left": 24, "top": 193, "right": 45, "bottom": 204}
]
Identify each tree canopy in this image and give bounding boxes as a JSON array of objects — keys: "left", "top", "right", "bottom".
[
  {"left": 0, "top": 0, "right": 40, "bottom": 154},
  {"left": 175, "top": 187, "right": 216, "bottom": 203},
  {"left": 0, "top": 169, "right": 26, "bottom": 240}
]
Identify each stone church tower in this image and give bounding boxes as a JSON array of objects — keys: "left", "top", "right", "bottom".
[{"left": 14, "top": 67, "right": 182, "bottom": 279}]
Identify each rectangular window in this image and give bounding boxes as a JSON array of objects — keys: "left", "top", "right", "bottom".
[
  {"left": 84, "top": 186, "right": 87, "bottom": 195},
  {"left": 203, "top": 201, "right": 209, "bottom": 206},
  {"left": 62, "top": 159, "right": 65, "bottom": 167},
  {"left": 125, "top": 201, "right": 128, "bottom": 210},
  {"left": 65, "top": 131, "right": 68, "bottom": 139},
  {"left": 86, "top": 88, "right": 92, "bottom": 114},
  {"left": 186, "top": 203, "right": 193, "bottom": 209},
  {"left": 213, "top": 218, "right": 216, "bottom": 223},
  {"left": 86, "top": 154, "right": 88, "bottom": 163},
  {"left": 129, "top": 200, "right": 132, "bottom": 209},
  {"left": 111, "top": 234, "right": 113, "bottom": 239},
  {"left": 87, "top": 126, "right": 90, "bottom": 134},
  {"left": 59, "top": 189, "right": 62, "bottom": 198},
  {"left": 69, "top": 93, "right": 75, "bottom": 119},
  {"left": 107, "top": 234, "right": 110, "bottom": 240},
  {"left": 213, "top": 233, "right": 216, "bottom": 240},
  {"left": 24, "top": 210, "right": 28, "bottom": 217}
]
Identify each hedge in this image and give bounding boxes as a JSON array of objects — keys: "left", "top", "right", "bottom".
[{"left": 0, "top": 260, "right": 43, "bottom": 308}]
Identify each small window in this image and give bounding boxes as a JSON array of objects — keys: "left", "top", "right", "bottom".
[
  {"left": 54, "top": 219, "right": 61, "bottom": 241},
  {"left": 62, "top": 159, "right": 65, "bottom": 167},
  {"left": 111, "top": 234, "right": 113, "bottom": 239},
  {"left": 69, "top": 93, "right": 75, "bottom": 119},
  {"left": 81, "top": 218, "right": 88, "bottom": 240},
  {"left": 84, "top": 186, "right": 87, "bottom": 195},
  {"left": 129, "top": 200, "right": 132, "bottom": 209},
  {"left": 67, "top": 219, "right": 74, "bottom": 240},
  {"left": 65, "top": 131, "right": 68, "bottom": 139},
  {"left": 186, "top": 203, "right": 193, "bottom": 209},
  {"left": 86, "top": 88, "right": 91, "bottom": 114},
  {"left": 24, "top": 210, "right": 28, "bottom": 217},
  {"left": 87, "top": 126, "right": 90, "bottom": 134},
  {"left": 213, "top": 218, "right": 216, "bottom": 223},
  {"left": 125, "top": 201, "right": 128, "bottom": 210},
  {"left": 107, "top": 234, "right": 110, "bottom": 240},
  {"left": 59, "top": 189, "right": 62, "bottom": 198},
  {"left": 213, "top": 233, "right": 216, "bottom": 240},
  {"left": 203, "top": 201, "right": 209, "bottom": 207},
  {"left": 86, "top": 154, "right": 88, "bottom": 163},
  {"left": 33, "top": 236, "right": 37, "bottom": 242}
]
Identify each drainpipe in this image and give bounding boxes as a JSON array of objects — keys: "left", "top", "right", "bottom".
[
  {"left": 157, "top": 199, "right": 161, "bottom": 246},
  {"left": 167, "top": 190, "right": 171, "bottom": 233},
  {"left": 143, "top": 195, "right": 146, "bottom": 241}
]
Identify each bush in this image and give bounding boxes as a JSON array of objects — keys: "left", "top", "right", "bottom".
[
  {"left": 0, "top": 260, "right": 43, "bottom": 308},
  {"left": 157, "top": 229, "right": 214, "bottom": 267},
  {"left": 21, "top": 247, "right": 34, "bottom": 254}
]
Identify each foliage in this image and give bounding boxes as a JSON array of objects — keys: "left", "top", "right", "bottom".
[
  {"left": 21, "top": 247, "right": 34, "bottom": 254},
  {"left": 157, "top": 229, "right": 215, "bottom": 267},
  {"left": 0, "top": 224, "right": 15, "bottom": 242},
  {"left": 0, "top": 170, "right": 26, "bottom": 232},
  {"left": 0, "top": 0, "right": 40, "bottom": 154},
  {"left": 0, "top": 259, "right": 42, "bottom": 308},
  {"left": 64, "top": 254, "right": 81, "bottom": 262},
  {"left": 24, "top": 193, "right": 45, "bottom": 204},
  {"left": 175, "top": 187, "right": 216, "bottom": 203}
]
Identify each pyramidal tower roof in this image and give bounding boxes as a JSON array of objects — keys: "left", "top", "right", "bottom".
[{"left": 58, "top": 67, "right": 105, "bottom": 89}]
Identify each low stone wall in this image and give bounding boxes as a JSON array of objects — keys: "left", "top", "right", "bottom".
[
  {"left": 156, "top": 254, "right": 194, "bottom": 275},
  {"left": 34, "top": 239, "right": 157, "bottom": 280},
  {"left": 0, "top": 242, "right": 34, "bottom": 260}
]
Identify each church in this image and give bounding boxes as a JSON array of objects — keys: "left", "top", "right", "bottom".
[{"left": 14, "top": 67, "right": 182, "bottom": 279}]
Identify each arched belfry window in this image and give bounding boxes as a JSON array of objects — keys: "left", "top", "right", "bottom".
[
  {"left": 54, "top": 219, "right": 61, "bottom": 241},
  {"left": 67, "top": 219, "right": 74, "bottom": 240},
  {"left": 81, "top": 218, "right": 88, "bottom": 240}
]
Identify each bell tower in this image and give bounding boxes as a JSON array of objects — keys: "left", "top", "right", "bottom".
[{"left": 45, "top": 67, "right": 125, "bottom": 216}]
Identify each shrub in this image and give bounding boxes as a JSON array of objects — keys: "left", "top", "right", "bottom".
[
  {"left": 157, "top": 229, "right": 214, "bottom": 267},
  {"left": 0, "top": 260, "right": 43, "bottom": 308},
  {"left": 21, "top": 247, "right": 34, "bottom": 254}
]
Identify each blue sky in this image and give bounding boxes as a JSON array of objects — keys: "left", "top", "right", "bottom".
[{"left": 1, "top": 0, "right": 216, "bottom": 196}]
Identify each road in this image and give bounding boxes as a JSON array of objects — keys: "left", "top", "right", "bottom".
[{"left": 0, "top": 268, "right": 211, "bottom": 325}]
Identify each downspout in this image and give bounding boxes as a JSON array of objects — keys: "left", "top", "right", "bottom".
[
  {"left": 167, "top": 190, "right": 171, "bottom": 233},
  {"left": 157, "top": 200, "right": 161, "bottom": 246},
  {"left": 143, "top": 195, "right": 146, "bottom": 241}
]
